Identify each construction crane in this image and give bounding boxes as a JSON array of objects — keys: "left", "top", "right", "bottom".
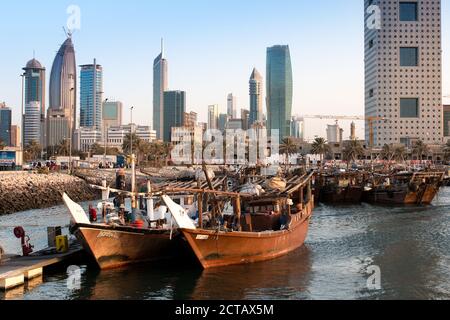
[{"left": 302, "top": 115, "right": 391, "bottom": 148}]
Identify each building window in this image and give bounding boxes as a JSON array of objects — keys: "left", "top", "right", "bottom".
[
  {"left": 400, "top": 47, "right": 418, "bottom": 67},
  {"left": 399, "top": 2, "right": 418, "bottom": 22},
  {"left": 400, "top": 98, "right": 419, "bottom": 118},
  {"left": 369, "top": 89, "right": 374, "bottom": 97},
  {"left": 369, "top": 39, "right": 374, "bottom": 49}
]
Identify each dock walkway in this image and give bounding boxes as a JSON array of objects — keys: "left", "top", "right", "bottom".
[{"left": 0, "top": 245, "right": 84, "bottom": 291}]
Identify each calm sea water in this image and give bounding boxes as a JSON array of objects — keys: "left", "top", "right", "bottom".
[{"left": 1, "top": 189, "right": 449, "bottom": 300}]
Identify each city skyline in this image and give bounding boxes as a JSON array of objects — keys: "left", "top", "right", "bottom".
[{"left": 1, "top": 1, "right": 450, "bottom": 140}]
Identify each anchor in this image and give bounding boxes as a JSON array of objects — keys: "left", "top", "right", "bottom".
[{"left": 14, "top": 226, "right": 34, "bottom": 257}]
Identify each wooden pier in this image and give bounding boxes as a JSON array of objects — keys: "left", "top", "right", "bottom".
[{"left": 0, "top": 245, "right": 85, "bottom": 292}]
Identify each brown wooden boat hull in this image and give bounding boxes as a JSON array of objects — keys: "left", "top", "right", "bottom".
[
  {"left": 181, "top": 201, "right": 314, "bottom": 269},
  {"left": 320, "top": 186, "right": 363, "bottom": 203},
  {"left": 73, "top": 224, "right": 184, "bottom": 269},
  {"left": 363, "top": 184, "right": 440, "bottom": 205}
]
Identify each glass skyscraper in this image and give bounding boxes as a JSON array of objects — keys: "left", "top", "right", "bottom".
[
  {"left": 80, "top": 59, "right": 103, "bottom": 130},
  {"left": 153, "top": 40, "right": 168, "bottom": 140},
  {"left": 266, "top": 45, "right": 293, "bottom": 141},
  {"left": 23, "top": 58, "right": 46, "bottom": 146},
  {"left": 47, "top": 35, "right": 77, "bottom": 147},
  {"left": 163, "top": 91, "right": 186, "bottom": 142}
]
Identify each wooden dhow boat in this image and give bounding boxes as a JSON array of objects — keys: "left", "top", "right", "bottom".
[
  {"left": 362, "top": 171, "right": 445, "bottom": 205},
  {"left": 313, "top": 171, "right": 367, "bottom": 204},
  {"left": 165, "top": 172, "right": 315, "bottom": 269}
]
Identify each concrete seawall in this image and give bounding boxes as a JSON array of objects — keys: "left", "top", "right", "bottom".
[{"left": 0, "top": 172, "right": 99, "bottom": 215}]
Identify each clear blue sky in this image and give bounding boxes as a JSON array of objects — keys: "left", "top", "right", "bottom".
[{"left": 1, "top": 0, "right": 449, "bottom": 139}]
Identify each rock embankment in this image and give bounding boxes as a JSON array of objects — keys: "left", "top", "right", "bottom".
[{"left": 0, "top": 172, "right": 99, "bottom": 215}]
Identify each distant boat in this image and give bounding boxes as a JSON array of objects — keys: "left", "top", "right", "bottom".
[
  {"left": 314, "top": 171, "right": 367, "bottom": 204},
  {"left": 362, "top": 171, "right": 445, "bottom": 205}
]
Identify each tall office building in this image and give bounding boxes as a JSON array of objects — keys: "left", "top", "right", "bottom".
[
  {"left": 227, "top": 93, "right": 237, "bottom": 119},
  {"left": 219, "top": 114, "right": 229, "bottom": 131},
  {"left": 291, "top": 116, "right": 304, "bottom": 140},
  {"left": 0, "top": 103, "right": 12, "bottom": 146},
  {"left": 153, "top": 40, "right": 168, "bottom": 140},
  {"left": 10, "top": 125, "right": 20, "bottom": 148},
  {"left": 208, "top": 105, "right": 219, "bottom": 130},
  {"left": 163, "top": 91, "right": 186, "bottom": 142},
  {"left": 241, "top": 109, "right": 250, "bottom": 130},
  {"left": 364, "top": 0, "right": 442, "bottom": 146},
  {"left": 24, "top": 102, "right": 41, "bottom": 146},
  {"left": 47, "top": 35, "right": 77, "bottom": 147},
  {"left": 266, "top": 45, "right": 293, "bottom": 141},
  {"left": 80, "top": 59, "right": 103, "bottom": 130},
  {"left": 103, "top": 101, "right": 123, "bottom": 128},
  {"left": 23, "top": 58, "right": 46, "bottom": 146},
  {"left": 249, "top": 68, "right": 263, "bottom": 126}
]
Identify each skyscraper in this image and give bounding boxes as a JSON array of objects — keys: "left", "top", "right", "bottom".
[
  {"left": 103, "top": 101, "right": 123, "bottom": 128},
  {"left": 208, "top": 105, "right": 219, "bottom": 130},
  {"left": 47, "top": 35, "right": 77, "bottom": 147},
  {"left": 219, "top": 114, "right": 228, "bottom": 131},
  {"left": 24, "top": 102, "right": 41, "bottom": 146},
  {"left": 163, "top": 91, "right": 186, "bottom": 142},
  {"left": 0, "top": 103, "right": 12, "bottom": 146},
  {"left": 241, "top": 109, "right": 250, "bottom": 131},
  {"left": 266, "top": 45, "right": 293, "bottom": 141},
  {"left": 364, "top": 0, "right": 442, "bottom": 146},
  {"left": 153, "top": 39, "right": 168, "bottom": 139},
  {"left": 227, "top": 93, "right": 237, "bottom": 119},
  {"left": 23, "top": 58, "right": 46, "bottom": 146},
  {"left": 249, "top": 68, "right": 263, "bottom": 126},
  {"left": 80, "top": 59, "right": 103, "bottom": 130}
]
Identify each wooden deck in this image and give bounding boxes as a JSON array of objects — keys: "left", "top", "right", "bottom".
[{"left": 0, "top": 245, "right": 84, "bottom": 292}]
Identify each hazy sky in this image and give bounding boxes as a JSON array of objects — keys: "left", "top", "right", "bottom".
[{"left": 1, "top": 0, "right": 449, "bottom": 140}]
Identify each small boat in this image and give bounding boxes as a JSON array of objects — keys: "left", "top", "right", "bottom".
[
  {"left": 362, "top": 171, "right": 445, "bottom": 205},
  {"left": 166, "top": 172, "right": 315, "bottom": 269},
  {"left": 314, "top": 172, "right": 367, "bottom": 204}
]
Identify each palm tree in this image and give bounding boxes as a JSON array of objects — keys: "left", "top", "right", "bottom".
[
  {"left": 24, "top": 140, "right": 42, "bottom": 162},
  {"left": 122, "top": 133, "right": 141, "bottom": 155},
  {"left": 0, "top": 139, "right": 5, "bottom": 151},
  {"left": 392, "top": 145, "right": 407, "bottom": 162},
  {"left": 56, "top": 140, "right": 70, "bottom": 156},
  {"left": 311, "top": 137, "right": 331, "bottom": 165},
  {"left": 280, "top": 137, "right": 299, "bottom": 168},
  {"left": 381, "top": 144, "right": 394, "bottom": 161},
  {"left": 342, "top": 139, "right": 365, "bottom": 167},
  {"left": 412, "top": 140, "right": 429, "bottom": 160}
]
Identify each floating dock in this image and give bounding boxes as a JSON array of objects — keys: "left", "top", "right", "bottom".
[{"left": 0, "top": 245, "right": 84, "bottom": 292}]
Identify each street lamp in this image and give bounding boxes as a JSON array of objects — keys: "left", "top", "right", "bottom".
[
  {"left": 20, "top": 73, "right": 25, "bottom": 150},
  {"left": 103, "top": 98, "right": 109, "bottom": 167},
  {"left": 69, "top": 87, "right": 75, "bottom": 174},
  {"left": 130, "top": 106, "right": 134, "bottom": 156}
]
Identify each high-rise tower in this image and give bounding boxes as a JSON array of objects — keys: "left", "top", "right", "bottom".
[
  {"left": 249, "top": 68, "right": 263, "bottom": 126},
  {"left": 47, "top": 35, "right": 77, "bottom": 147},
  {"left": 364, "top": 0, "right": 442, "bottom": 146},
  {"left": 23, "top": 57, "right": 46, "bottom": 146},
  {"left": 80, "top": 59, "right": 103, "bottom": 130},
  {"left": 266, "top": 45, "right": 293, "bottom": 141},
  {"left": 153, "top": 39, "right": 168, "bottom": 140}
]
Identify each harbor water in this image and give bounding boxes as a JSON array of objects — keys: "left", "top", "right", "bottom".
[{"left": 1, "top": 188, "right": 450, "bottom": 300}]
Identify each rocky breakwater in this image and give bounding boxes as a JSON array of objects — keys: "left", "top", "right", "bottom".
[{"left": 0, "top": 172, "right": 99, "bottom": 215}]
